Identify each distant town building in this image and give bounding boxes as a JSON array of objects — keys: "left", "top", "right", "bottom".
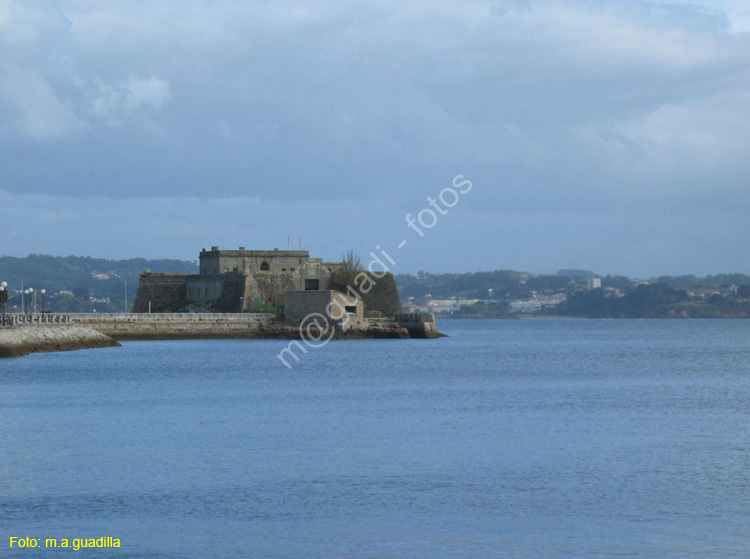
[{"left": 510, "top": 301, "right": 543, "bottom": 312}]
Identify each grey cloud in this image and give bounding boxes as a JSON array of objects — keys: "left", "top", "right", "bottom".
[
  {"left": 1, "top": 0, "right": 749, "bottom": 275},
  {"left": 0, "top": 65, "right": 83, "bottom": 138},
  {"left": 2, "top": 2, "right": 747, "bottom": 188}
]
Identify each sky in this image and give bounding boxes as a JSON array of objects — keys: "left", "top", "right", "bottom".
[{"left": 1, "top": 0, "right": 749, "bottom": 277}]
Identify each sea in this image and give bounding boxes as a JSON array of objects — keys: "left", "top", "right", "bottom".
[{"left": 2, "top": 319, "right": 749, "bottom": 558}]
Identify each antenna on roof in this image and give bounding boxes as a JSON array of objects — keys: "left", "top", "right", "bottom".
[
  {"left": 299, "top": 236, "right": 302, "bottom": 250},
  {"left": 287, "top": 236, "right": 290, "bottom": 250}
]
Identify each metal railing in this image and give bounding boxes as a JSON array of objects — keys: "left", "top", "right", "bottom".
[
  {"left": 2, "top": 312, "right": 274, "bottom": 326},
  {"left": 2, "top": 314, "right": 71, "bottom": 326},
  {"left": 66, "top": 313, "right": 273, "bottom": 320}
]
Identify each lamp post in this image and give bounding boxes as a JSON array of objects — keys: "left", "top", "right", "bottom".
[
  {"left": 41, "top": 289, "right": 46, "bottom": 313},
  {"left": 14, "top": 275, "right": 24, "bottom": 314},
  {"left": 0, "top": 282, "right": 7, "bottom": 325},
  {"left": 21, "top": 287, "right": 34, "bottom": 315},
  {"left": 123, "top": 277, "right": 128, "bottom": 313}
]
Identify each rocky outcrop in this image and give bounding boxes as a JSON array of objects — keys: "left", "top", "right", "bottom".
[{"left": 0, "top": 325, "right": 120, "bottom": 358}]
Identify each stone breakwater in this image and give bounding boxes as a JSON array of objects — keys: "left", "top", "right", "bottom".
[
  {"left": 0, "top": 313, "right": 443, "bottom": 357},
  {"left": 67, "top": 313, "right": 274, "bottom": 340},
  {"left": 0, "top": 325, "right": 121, "bottom": 358},
  {"left": 62, "top": 313, "right": 444, "bottom": 341}
]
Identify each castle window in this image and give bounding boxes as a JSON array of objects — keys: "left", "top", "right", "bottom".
[
  {"left": 345, "top": 306, "right": 357, "bottom": 314},
  {"left": 260, "top": 262, "right": 270, "bottom": 271},
  {"left": 305, "top": 279, "right": 320, "bottom": 291},
  {"left": 282, "top": 268, "right": 287, "bottom": 271}
]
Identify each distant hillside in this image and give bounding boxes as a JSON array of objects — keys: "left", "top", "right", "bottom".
[
  {"left": 555, "top": 283, "right": 750, "bottom": 318},
  {"left": 3, "top": 254, "right": 749, "bottom": 316},
  {"left": 395, "top": 271, "right": 750, "bottom": 303},
  {"left": 395, "top": 270, "right": 594, "bottom": 301},
  {"left": 0, "top": 254, "right": 197, "bottom": 313}
]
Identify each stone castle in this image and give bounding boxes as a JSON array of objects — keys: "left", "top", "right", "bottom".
[{"left": 132, "top": 246, "right": 403, "bottom": 316}]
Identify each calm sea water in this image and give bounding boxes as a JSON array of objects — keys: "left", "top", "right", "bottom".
[{"left": 2, "top": 319, "right": 750, "bottom": 558}]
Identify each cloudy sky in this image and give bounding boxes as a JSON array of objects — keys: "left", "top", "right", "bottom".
[{"left": 1, "top": 0, "right": 749, "bottom": 276}]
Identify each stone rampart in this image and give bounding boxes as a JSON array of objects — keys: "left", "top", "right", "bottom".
[
  {"left": 244, "top": 273, "right": 297, "bottom": 310},
  {"left": 132, "top": 268, "right": 403, "bottom": 317},
  {"left": 132, "top": 273, "right": 188, "bottom": 312},
  {"left": 363, "top": 273, "right": 403, "bottom": 317}
]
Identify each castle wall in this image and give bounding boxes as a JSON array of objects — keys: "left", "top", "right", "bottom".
[
  {"left": 132, "top": 273, "right": 188, "bottom": 313},
  {"left": 133, "top": 252, "right": 402, "bottom": 316},
  {"left": 218, "top": 276, "right": 246, "bottom": 312},
  {"left": 244, "top": 273, "right": 298, "bottom": 310},
  {"left": 199, "top": 248, "right": 311, "bottom": 275},
  {"left": 339, "top": 272, "right": 403, "bottom": 317},
  {"left": 360, "top": 272, "right": 402, "bottom": 317},
  {"left": 185, "top": 275, "right": 226, "bottom": 303}
]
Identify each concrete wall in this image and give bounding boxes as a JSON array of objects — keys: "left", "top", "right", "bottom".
[
  {"left": 285, "top": 290, "right": 364, "bottom": 329},
  {"left": 68, "top": 313, "right": 273, "bottom": 340},
  {"left": 394, "top": 312, "right": 439, "bottom": 338}
]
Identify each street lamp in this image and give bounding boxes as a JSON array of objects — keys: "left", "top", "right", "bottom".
[
  {"left": 0, "top": 282, "right": 7, "bottom": 324},
  {"left": 24, "top": 289, "right": 34, "bottom": 316},
  {"left": 123, "top": 277, "right": 128, "bottom": 313},
  {"left": 14, "top": 275, "right": 24, "bottom": 314},
  {"left": 41, "top": 289, "right": 46, "bottom": 313}
]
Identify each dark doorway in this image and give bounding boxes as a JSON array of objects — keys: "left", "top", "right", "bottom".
[{"left": 305, "top": 279, "right": 320, "bottom": 291}]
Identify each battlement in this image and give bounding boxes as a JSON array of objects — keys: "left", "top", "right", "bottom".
[{"left": 200, "top": 247, "right": 310, "bottom": 258}]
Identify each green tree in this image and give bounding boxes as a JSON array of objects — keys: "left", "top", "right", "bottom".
[{"left": 332, "top": 250, "right": 364, "bottom": 289}]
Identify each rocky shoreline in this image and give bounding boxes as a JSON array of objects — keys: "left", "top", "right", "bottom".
[{"left": 0, "top": 325, "right": 121, "bottom": 358}]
